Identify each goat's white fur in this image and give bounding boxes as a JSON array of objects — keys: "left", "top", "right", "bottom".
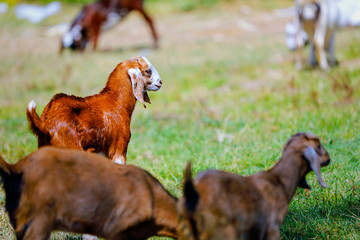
[
  {"left": 82, "top": 234, "right": 99, "bottom": 240},
  {"left": 114, "top": 156, "right": 126, "bottom": 165},
  {"left": 27, "top": 100, "right": 36, "bottom": 112},
  {"left": 143, "top": 56, "right": 162, "bottom": 91},
  {"left": 295, "top": 0, "right": 339, "bottom": 70}
]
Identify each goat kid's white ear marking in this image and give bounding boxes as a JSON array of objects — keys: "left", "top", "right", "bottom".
[
  {"left": 303, "top": 146, "right": 328, "bottom": 188},
  {"left": 128, "top": 68, "right": 147, "bottom": 108},
  {"left": 27, "top": 100, "right": 36, "bottom": 111}
]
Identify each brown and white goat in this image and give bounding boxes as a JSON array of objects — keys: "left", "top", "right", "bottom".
[
  {"left": 295, "top": 0, "right": 339, "bottom": 70},
  {"left": 0, "top": 147, "right": 178, "bottom": 240},
  {"left": 26, "top": 56, "right": 162, "bottom": 165},
  {"left": 60, "top": 0, "right": 159, "bottom": 52},
  {"left": 177, "top": 132, "right": 331, "bottom": 240}
]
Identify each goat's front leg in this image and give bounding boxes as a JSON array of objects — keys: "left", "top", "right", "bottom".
[
  {"left": 309, "top": 42, "right": 317, "bottom": 67},
  {"left": 113, "top": 154, "right": 126, "bottom": 165},
  {"left": 92, "top": 26, "right": 101, "bottom": 51},
  {"left": 295, "top": 27, "right": 305, "bottom": 70},
  {"left": 20, "top": 212, "right": 54, "bottom": 240},
  {"left": 109, "top": 143, "right": 128, "bottom": 165},
  {"left": 108, "top": 132, "right": 130, "bottom": 165},
  {"left": 314, "top": 25, "right": 329, "bottom": 70},
  {"left": 326, "top": 30, "right": 337, "bottom": 67},
  {"left": 110, "top": 145, "right": 127, "bottom": 165},
  {"left": 266, "top": 225, "right": 280, "bottom": 240}
]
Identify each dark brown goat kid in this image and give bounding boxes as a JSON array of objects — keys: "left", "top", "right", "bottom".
[
  {"left": 0, "top": 147, "right": 178, "bottom": 240},
  {"left": 177, "top": 132, "right": 331, "bottom": 240},
  {"left": 60, "top": 0, "right": 158, "bottom": 52},
  {"left": 27, "top": 56, "right": 162, "bottom": 165}
]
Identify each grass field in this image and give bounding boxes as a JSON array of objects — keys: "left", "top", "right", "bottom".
[{"left": 0, "top": 0, "right": 359, "bottom": 239}]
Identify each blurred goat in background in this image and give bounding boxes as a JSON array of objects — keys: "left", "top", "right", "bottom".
[
  {"left": 60, "top": 0, "right": 158, "bottom": 52},
  {"left": 288, "top": 0, "right": 360, "bottom": 70}
]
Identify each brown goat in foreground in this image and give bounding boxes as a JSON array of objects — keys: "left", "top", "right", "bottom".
[
  {"left": 0, "top": 147, "right": 178, "bottom": 240},
  {"left": 26, "top": 56, "right": 162, "bottom": 165},
  {"left": 177, "top": 132, "right": 331, "bottom": 240}
]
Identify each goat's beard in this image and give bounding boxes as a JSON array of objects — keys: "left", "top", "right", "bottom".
[
  {"left": 143, "top": 91, "right": 151, "bottom": 104},
  {"left": 299, "top": 176, "right": 311, "bottom": 189}
]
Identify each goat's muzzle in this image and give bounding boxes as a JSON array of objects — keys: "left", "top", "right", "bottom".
[{"left": 322, "top": 158, "right": 330, "bottom": 167}]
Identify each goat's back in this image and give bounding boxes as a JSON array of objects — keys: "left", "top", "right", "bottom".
[
  {"left": 43, "top": 94, "right": 108, "bottom": 127},
  {"left": 100, "top": 0, "right": 144, "bottom": 9},
  {"left": 179, "top": 169, "right": 268, "bottom": 240},
  {"left": 13, "top": 147, "right": 172, "bottom": 239},
  {"left": 37, "top": 93, "right": 128, "bottom": 150}
]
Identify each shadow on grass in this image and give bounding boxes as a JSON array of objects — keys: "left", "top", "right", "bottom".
[{"left": 281, "top": 193, "right": 360, "bottom": 239}]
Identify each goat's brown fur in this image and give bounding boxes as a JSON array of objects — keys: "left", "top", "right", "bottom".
[
  {"left": 26, "top": 56, "right": 162, "bottom": 165},
  {"left": 0, "top": 147, "right": 178, "bottom": 240},
  {"left": 177, "top": 132, "right": 331, "bottom": 240}
]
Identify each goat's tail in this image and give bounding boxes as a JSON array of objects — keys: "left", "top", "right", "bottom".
[
  {"left": 0, "top": 155, "right": 23, "bottom": 228},
  {"left": 183, "top": 162, "right": 199, "bottom": 214},
  {"left": 26, "top": 100, "right": 47, "bottom": 138}
]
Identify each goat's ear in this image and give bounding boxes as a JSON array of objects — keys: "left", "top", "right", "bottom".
[
  {"left": 303, "top": 132, "right": 319, "bottom": 141},
  {"left": 303, "top": 147, "right": 328, "bottom": 188},
  {"left": 128, "top": 68, "right": 150, "bottom": 108},
  {"left": 184, "top": 162, "right": 199, "bottom": 216}
]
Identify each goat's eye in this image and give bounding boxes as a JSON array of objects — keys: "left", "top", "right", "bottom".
[
  {"left": 317, "top": 144, "right": 322, "bottom": 153},
  {"left": 145, "top": 69, "right": 152, "bottom": 75}
]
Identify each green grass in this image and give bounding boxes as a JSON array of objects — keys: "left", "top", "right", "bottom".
[{"left": 0, "top": 0, "right": 359, "bottom": 239}]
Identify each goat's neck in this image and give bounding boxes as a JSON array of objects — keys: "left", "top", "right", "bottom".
[
  {"left": 268, "top": 152, "right": 307, "bottom": 203},
  {"left": 156, "top": 197, "right": 178, "bottom": 238},
  {"left": 101, "top": 67, "right": 137, "bottom": 117}
]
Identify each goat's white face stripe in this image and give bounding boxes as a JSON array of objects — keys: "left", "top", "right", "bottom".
[
  {"left": 143, "top": 56, "right": 161, "bottom": 82},
  {"left": 142, "top": 56, "right": 162, "bottom": 91}
]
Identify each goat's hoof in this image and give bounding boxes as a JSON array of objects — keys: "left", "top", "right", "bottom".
[{"left": 82, "top": 234, "right": 99, "bottom": 240}]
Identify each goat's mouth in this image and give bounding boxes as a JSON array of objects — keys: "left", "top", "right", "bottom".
[
  {"left": 147, "top": 84, "right": 162, "bottom": 91},
  {"left": 321, "top": 158, "right": 331, "bottom": 167}
]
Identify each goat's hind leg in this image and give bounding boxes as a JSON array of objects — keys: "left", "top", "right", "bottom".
[
  {"left": 137, "top": 8, "right": 159, "bottom": 49},
  {"left": 50, "top": 130, "right": 83, "bottom": 150}
]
